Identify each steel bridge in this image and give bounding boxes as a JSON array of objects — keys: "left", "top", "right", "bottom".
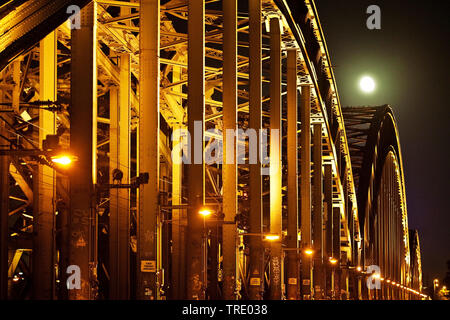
[{"left": 0, "top": 0, "right": 425, "bottom": 300}]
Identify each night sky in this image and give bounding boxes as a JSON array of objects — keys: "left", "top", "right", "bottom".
[{"left": 315, "top": 0, "right": 450, "bottom": 285}]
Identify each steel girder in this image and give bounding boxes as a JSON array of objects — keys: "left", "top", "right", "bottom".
[
  {"left": 0, "top": 0, "right": 423, "bottom": 300},
  {"left": 342, "top": 105, "right": 416, "bottom": 299}
]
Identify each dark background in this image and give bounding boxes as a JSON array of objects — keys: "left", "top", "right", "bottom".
[{"left": 315, "top": 0, "right": 450, "bottom": 286}]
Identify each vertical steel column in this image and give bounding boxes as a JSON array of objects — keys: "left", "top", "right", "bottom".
[
  {"left": 324, "top": 163, "right": 333, "bottom": 298},
  {"left": 171, "top": 124, "right": 185, "bottom": 299},
  {"left": 300, "top": 85, "right": 312, "bottom": 299},
  {"left": 0, "top": 87, "right": 8, "bottom": 300},
  {"left": 222, "top": 0, "right": 238, "bottom": 300},
  {"left": 248, "top": 0, "right": 263, "bottom": 300},
  {"left": 286, "top": 49, "right": 299, "bottom": 300},
  {"left": 69, "top": 2, "right": 97, "bottom": 300},
  {"left": 186, "top": 0, "right": 205, "bottom": 300},
  {"left": 137, "top": 0, "right": 160, "bottom": 300},
  {"left": 109, "top": 54, "right": 131, "bottom": 299},
  {"left": 33, "top": 31, "right": 57, "bottom": 300},
  {"left": 333, "top": 206, "right": 341, "bottom": 298},
  {"left": 312, "top": 122, "right": 324, "bottom": 299},
  {"left": 269, "top": 17, "right": 282, "bottom": 300}
]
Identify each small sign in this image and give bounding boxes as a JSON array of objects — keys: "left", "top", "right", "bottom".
[
  {"left": 141, "top": 260, "right": 156, "bottom": 272},
  {"left": 288, "top": 278, "right": 297, "bottom": 285},
  {"left": 302, "top": 279, "right": 310, "bottom": 285},
  {"left": 250, "top": 278, "right": 261, "bottom": 286}
]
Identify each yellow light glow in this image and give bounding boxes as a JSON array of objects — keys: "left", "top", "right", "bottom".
[
  {"left": 372, "top": 273, "right": 380, "bottom": 279},
  {"left": 264, "top": 234, "right": 280, "bottom": 241},
  {"left": 359, "top": 76, "right": 376, "bottom": 93},
  {"left": 356, "top": 266, "right": 362, "bottom": 272},
  {"left": 329, "top": 257, "right": 338, "bottom": 264},
  {"left": 199, "top": 208, "right": 212, "bottom": 217},
  {"left": 51, "top": 155, "right": 72, "bottom": 166},
  {"left": 304, "top": 248, "right": 314, "bottom": 256}
]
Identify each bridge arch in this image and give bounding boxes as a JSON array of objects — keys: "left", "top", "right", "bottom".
[{"left": 343, "top": 105, "right": 412, "bottom": 299}]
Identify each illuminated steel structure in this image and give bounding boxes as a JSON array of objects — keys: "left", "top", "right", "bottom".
[{"left": 0, "top": 0, "right": 424, "bottom": 300}]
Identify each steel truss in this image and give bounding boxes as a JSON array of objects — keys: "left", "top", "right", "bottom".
[{"left": 0, "top": 0, "right": 424, "bottom": 300}]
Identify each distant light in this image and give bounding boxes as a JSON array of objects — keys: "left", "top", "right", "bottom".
[
  {"left": 372, "top": 273, "right": 380, "bottom": 279},
  {"left": 51, "top": 155, "right": 73, "bottom": 166},
  {"left": 198, "top": 207, "right": 212, "bottom": 217},
  {"left": 264, "top": 234, "right": 280, "bottom": 241},
  {"left": 359, "top": 76, "right": 376, "bottom": 93},
  {"left": 329, "top": 257, "right": 338, "bottom": 265},
  {"left": 356, "top": 266, "right": 362, "bottom": 272},
  {"left": 304, "top": 248, "right": 314, "bottom": 256}
]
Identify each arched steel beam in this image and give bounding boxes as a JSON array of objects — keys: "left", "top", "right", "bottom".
[
  {"left": 343, "top": 105, "right": 405, "bottom": 232},
  {"left": 0, "top": 0, "right": 91, "bottom": 72}
]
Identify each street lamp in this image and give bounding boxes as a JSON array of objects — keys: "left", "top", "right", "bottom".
[
  {"left": 199, "top": 207, "right": 212, "bottom": 217},
  {"left": 51, "top": 154, "right": 78, "bottom": 166},
  {"left": 199, "top": 206, "right": 213, "bottom": 297},
  {"left": 304, "top": 248, "right": 314, "bottom": 256},
  {"left": 329, "top": 257, "right": 338, "bottom": 265},
  {"left": 264, "top": 234, "right": 280, "bottom": 242}
]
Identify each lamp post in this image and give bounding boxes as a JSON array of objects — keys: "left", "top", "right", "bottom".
[
  {"left": 199, "top": 207, "right": 212, "bottom": 298},
  {"left": 239, "top": 232, "right": 281, "bottom": 298},
  {"left": 328, "top": 257, "right": 338, "bottom": 299}
]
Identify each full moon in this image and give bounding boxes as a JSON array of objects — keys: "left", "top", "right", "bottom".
[{"left": 359, "top": 76, "right": 376, "bottom": 93}]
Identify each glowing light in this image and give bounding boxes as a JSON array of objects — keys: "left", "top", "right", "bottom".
[
  {"left": 304, "top": 248, "right": 314, "bottom": 256},
  {"left": 198, "top": 207, "right": 212, "bottom": 217},
  {"left": 372, "top": 273, "right": 380, "bottom": 279},
  {"left": 264, "top": 234, "right": 280, "bottom": 241},
  {"left": 359, "top": 76, "right": 376, "bottom": 93},
  {"left": 356, "top": 266, "right": 362, "bottom": 272},
  {"left": 51, "top": 155, "right": 73, "bottom": 166},
  {"left": 386, "top": 280, "right": 391, "bottom": 283},
  {"left": 329, "top": 257, "right": 338, "bottom": 265}
]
